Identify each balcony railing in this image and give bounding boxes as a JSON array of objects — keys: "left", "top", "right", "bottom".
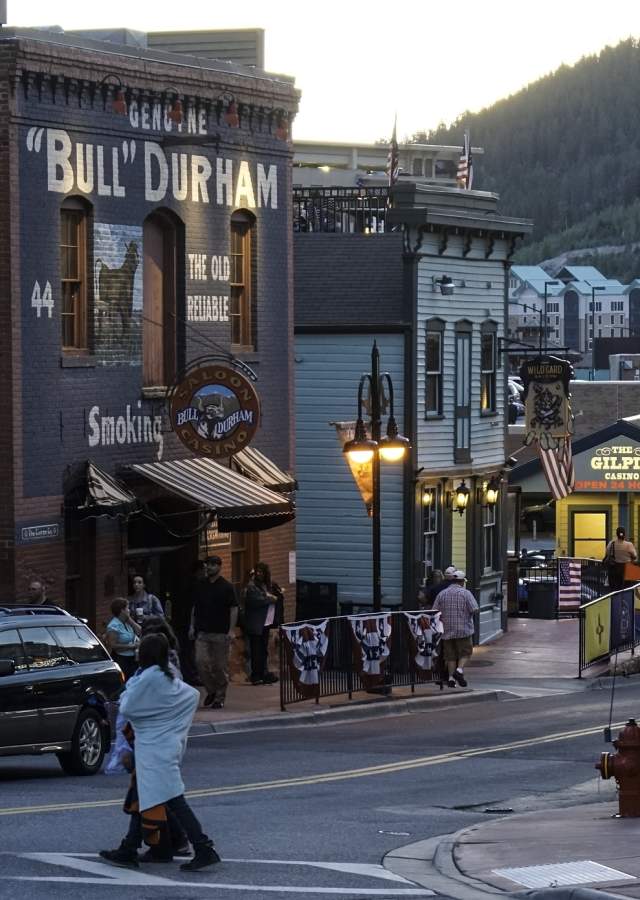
[{"left": 293, "top": 187, "right": 389, "bottom": 234}]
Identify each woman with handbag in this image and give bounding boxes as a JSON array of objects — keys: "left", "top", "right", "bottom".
[{"left": 604, "top": 527, "right": 637, "bottom": 591}]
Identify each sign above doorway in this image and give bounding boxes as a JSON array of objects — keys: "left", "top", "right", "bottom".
[{"left": 169, "top": 358, "right": 260, "bottom": 459}]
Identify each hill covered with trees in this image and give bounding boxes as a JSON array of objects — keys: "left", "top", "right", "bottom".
[{"left": 418, "top": 39, "right": 640, "bottom": 275}]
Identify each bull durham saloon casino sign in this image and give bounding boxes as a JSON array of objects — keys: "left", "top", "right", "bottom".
[{"left": 169, "top": 359, "right": 260, "bottom": 458}]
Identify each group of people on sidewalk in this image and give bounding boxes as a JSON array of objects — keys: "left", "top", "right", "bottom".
[
  {"left": 189, "top": 557, "right": 283, "bottom": 709},
  {"left": 420, "top": 566, "right": 479, "bottom": 689}
]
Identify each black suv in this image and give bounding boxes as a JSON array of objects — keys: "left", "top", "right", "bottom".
[{"left": 0, "top": 605, "right": 123, "bottom": 775}]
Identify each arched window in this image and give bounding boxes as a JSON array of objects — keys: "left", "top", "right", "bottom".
[
  {"left": 143, "top": 210, "right": 183, "bottom": 388},
  {"left": 61, "top": 198, "right": 92, "bottom": 351},
  {"left": 230, "top": 210, "right": 256, "bottom": 350}
]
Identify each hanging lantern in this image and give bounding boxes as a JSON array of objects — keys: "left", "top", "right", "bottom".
[
  {"left": 275, "top": 111, "right": 289, "bottom": 141},
  {"left": 168, "top": 96, "right": 183, "bottom": 125},
  {"left": 112, "top": 88, "right": 128, "bottom": 116}
]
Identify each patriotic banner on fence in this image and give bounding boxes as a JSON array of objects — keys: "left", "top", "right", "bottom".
[
  {"left": 558, "top": 558, "right": 582, "bottom": 612},
  {"left": 349, "top": 614, "right": 392, "bottom": 689},
  {"left": 281, "top": 620, "right": 329, "bottom": 699},
  {"left": 404, "top": 611, "right": 443, "bottom": 681}
]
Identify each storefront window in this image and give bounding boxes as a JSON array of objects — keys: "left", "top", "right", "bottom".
[
  {"left": 422, "top": 485, "right": 440, "bottom": 575},
  {"left": 572, "top": 510, "right": 608, "bottom": 559},
  {"left": 483, "top": 504, "right": 496, "bottom": 572}
]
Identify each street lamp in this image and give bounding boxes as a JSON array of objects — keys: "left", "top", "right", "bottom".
[
  {"left": 511, "top": 300, "right": 544, "bottom": 350},
  {"left": 543, "top": 280, "right": 561, "bottom": 352},
  {"left": 590, "top": 285, "right": 607, "bottom": 379},
  {"left": 343, "top": 341, "right": 410, "bottom": 611}
]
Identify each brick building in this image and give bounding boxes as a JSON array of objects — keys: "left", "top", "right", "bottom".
[{"left": 0, "top": 28, "right": 299, "bottom": 631}]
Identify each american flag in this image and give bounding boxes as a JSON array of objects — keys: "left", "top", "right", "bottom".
[
  {"left": 387, "top": 116, "right": 399, "bottom": 189},
  {"left": 558, "top": 559, "right": 582, "bottom": 611},
  {"left": 539, "top": 437, "right": 575, "bottom": 501},
  {"left": 456, "top": 130, "right": 473, "bottom": 190}
]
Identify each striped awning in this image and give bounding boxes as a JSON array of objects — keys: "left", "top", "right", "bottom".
[
  {"left": 232, "top": 447, "right": 297, "bottom": 492},
  {"left": 81, "top": 461, "right": 138, "bottom": 518},
  {"left": 131, "top": 457, "right": 295, "bottom": 533}
]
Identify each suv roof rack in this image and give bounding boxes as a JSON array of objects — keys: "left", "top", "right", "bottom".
[{"left": 0, "top": 604, "right": 72, "bottom": 617}]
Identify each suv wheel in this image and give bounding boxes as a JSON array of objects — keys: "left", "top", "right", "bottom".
[{"left": 57, "top": 708, "right": 106, "bottom": 776}]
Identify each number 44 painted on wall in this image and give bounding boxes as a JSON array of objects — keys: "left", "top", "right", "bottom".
[{"left": 31, "top": 281, "right": 54, "bottom": 318}]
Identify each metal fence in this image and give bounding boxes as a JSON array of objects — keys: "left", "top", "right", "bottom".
[
  {"left": 292, "top": 187, "right": 389, "bottom": 234},
  {"left": 579, "top": 584, "right": 640, "bottom": 676},
  {"left": 278, "top": 610, "right": 444, "bottom": 711},
  {"left": 516, "top": 557, "right": 609, "bottom": 618}
]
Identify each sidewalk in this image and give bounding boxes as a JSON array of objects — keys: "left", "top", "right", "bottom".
[
  {"left": 385, "top": 797, "right": 640, "bottom": 899},
  {"left": 191, "top": 617, "right": 613, "bottom": 735}
]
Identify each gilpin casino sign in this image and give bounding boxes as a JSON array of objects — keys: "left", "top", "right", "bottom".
[
  {"left": 169, "top": 364, "right": 260, "bottom": 458},
  {"left": 574, "top": 441, "right": 640, "bottom": 491}
]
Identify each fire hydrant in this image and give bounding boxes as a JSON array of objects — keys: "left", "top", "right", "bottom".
[{"left": 595, "top": 718, "right": 640, "bottom": 817}]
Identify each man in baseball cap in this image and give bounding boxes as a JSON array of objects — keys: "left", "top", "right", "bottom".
[
  {"left": 431, "top": 569, "right": 478, "bottom": 688},
  {"left": 443, "top": 566, "right": 457, "bottom": 578}
]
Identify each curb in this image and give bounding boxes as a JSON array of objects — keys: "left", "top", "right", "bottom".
[
  {"left": 188, "top": 688, "right": 516, "bottom": 736},
  {"left": 384, "top": 806, "right": 631, "bottom": 900}
]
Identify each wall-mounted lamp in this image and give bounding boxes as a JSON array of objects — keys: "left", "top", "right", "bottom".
[
  {"left": 450, "top": 479, "right": 470, "bottom": 516},
  {"left": 421, "top": 485, "right": 434, "bottom": 506},
  {"left": 434, "top": 275, "right": 455, "bottom": 296},
  {"left": 100, "top": 74, "right": 127, "bottom": 116},
  {"left": 478, "top": 476, "right": 500, "bottom": 507}
]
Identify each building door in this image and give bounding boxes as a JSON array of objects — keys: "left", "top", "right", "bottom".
[
  {"left": 230, "top": 532, "right": 259, "bottom": 597},
  {"left": 571, "top": 510, "right": 609, "bottom": 559}
]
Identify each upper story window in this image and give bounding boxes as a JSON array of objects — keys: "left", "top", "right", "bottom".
[
  {"left": 589, "top": 301, "right": 602, "bottom": 312},
  {"left": 612, "top": 300, "right": 624, "bottom": 312},
  {"left": 425, "top": 318, "right": 445, "bottom": 418},
  {"left": 480, "top": 322, "right": 497, "bottom": 414},
  {"left": 547, "top": 302, "right": 559, "bottom": 313},
  {"left": 61, "top": 199, "right": 91, "bottom": 351},
  {"left": 143, "top": 210, "right": 182, "bottom": 389},
  {"left": 454, "top": 320, "right": 472, "bottom": 463},
  {"left": 230, "top": 210, "right": 257, "bottom": 350}
]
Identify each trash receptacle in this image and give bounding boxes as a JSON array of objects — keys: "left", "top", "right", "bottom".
[{"left": 526, "top": 580, "right": 557, "bottom": 619}]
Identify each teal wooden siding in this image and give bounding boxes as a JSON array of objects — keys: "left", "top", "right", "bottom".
[
  {"left": 295, "top": 333, "right": 405, "bottom": 608},
  {"left": 416, "top": 235, "right": 508, "bottom": 472}
]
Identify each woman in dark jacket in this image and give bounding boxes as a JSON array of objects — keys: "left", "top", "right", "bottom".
[{"left": 243, "top": 562, "right": 279, "bottom": 685}]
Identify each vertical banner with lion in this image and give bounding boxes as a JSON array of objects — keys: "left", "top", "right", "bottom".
[{"left": 333, "top": 421, "right": 373, "bottom": 515}]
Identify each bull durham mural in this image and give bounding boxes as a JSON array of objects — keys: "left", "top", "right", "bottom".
[{"left": 19, "top": 95, "right": 288, "bottom": 496}]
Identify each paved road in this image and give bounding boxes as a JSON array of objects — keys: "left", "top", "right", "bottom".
[{"left": 0, "top": 680, "right": 635, "bottom": 899}]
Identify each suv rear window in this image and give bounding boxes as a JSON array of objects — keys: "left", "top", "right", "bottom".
[
  {"left": 50, "top": 625, "right": 109, "bottom": 664},
  {"left": 0, "top": 628, "right": 29, "bottom": 672},
  {"left": 18, "top": 627, "right": 69, "bottom": 669}
]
